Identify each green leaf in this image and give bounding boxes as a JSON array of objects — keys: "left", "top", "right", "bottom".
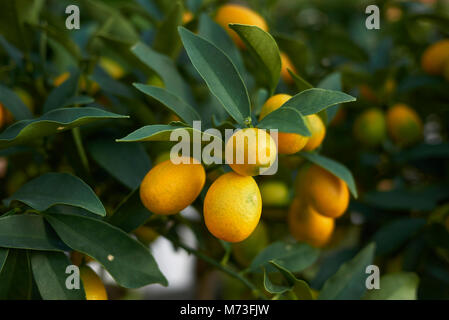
[
  {"left": 274, "top": 33, "right": 308, "bottom": 75},
  {"left": 317, "top": 73, "right": 343, "bottom": 124},
  {"left": 0, "top": 249, "right": 33, "bottom": 299},
  {"left": 256, "top": 107, "right": 311, "bottom": 136},
  {"left": 250, "top": 241, "right": 319, "bottom": 273},
  {"left": 197, "top": 14, "right": 245, "bottom": 77},
  {"left": 371, "top": 218, "right": 426, "bottom": 256},
  {"left": 269, "top": 261, "right": 314, "bottom": 300},
  {"left": 0, "top": 0, "right": 44, "bottom": 51},
  {"left": 81, "top": 0, "right": 139, "bottom": 42},
  {"left": 179, "top": 27, "right": 250, "bottom": 125},
  {"left": 0, "top": 84, "right": 33, "bottom": 120},
  {"left": 87, "top": 138, "right": 151, "bottom": 190},
  {"left": 44, "top": 213, "right": 167, "bottom": 288},
  {"left": 90, "top": 67, "right": 135, "bottom": 99},
  {"left": 31, "top": 23, "right": 81, "bottom": 61},
  {"left": 0, "top": 35, "right": 23, "bottom": 66},
  {"left": 299, "top": 152, "right": 358, "bottom": 198},
  {"left": 282, "top": 88, "right": 355, "bottom": 116},
  {"left": 229, "top": 24, "right": 281, "bottom": 94},
  {"left": 131, "top": 42, "right": 194, "bottom": 105},
  {"left": 263, "top": 268, "right": 292, "bottom": 294},
  {"left": 363, "top": 186, "right": 448, "bottom": 211},
  {"left": 60, "top": 96, "right": 95, "bottom": 108},
  {"left": 31, "top": 251, "right": 86, "bottom": 300},
  {"left": 153, "top": 1, "right": 183, "bottom": 58},
  {"left": 0, "top": 107, "right": 128, "bottom": 149},
  {"left": 0, "top": 214, "right": 68, "bottom": 251},
  {"left": 395, "top": 143, "right": 449, "bottom": 163},
  {"left": 318, "top": 243, "right": 375, "bottom": 300},
  {"left": 133, "top": 83, "right": 201, "bottom": 126},
  {"left": 107, "top": 189, "right": 152, "bottom": 233},
  {"left": 117, "top": 124, "right": 222, "bottom": 143},
  {"left": 288, "top": 69, "right": 313, "bottom": 93},
  {"left": 43, "top": 70, "right": 80, "bottom": 113},
  {"left": 5, "top": 173, "right": 106, "bottom": 217},
  {"left": 364, "top": 272, "right": 419, "bottom": 300}
]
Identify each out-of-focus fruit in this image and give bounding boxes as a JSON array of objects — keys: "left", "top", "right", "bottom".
[
  {"left": 99, "top": 57, "right": 125, "bottom": 79},
  {"left": 295, "top": 164, "right": 349, "bottom": 218},
  {"left": 353, "top": 108, "right": 387, "bottom": 147},
  {"left": 79, "top": 265, "right": 108, "bottom": 300},
  {"left": 232, "top": 222, "right": 269, "bottom": 267},
  {"left": 215, "top": 4, "right": 268, "bottom": 48},
  {"left": 421, "top": 39, "right": 449, "bottom": 75},
  {"left": 133, "top": 225, "right": 159, "bottom": 246},
  {"left": 280, "top": 52, "right": 296, "bottom": 84},
  {"left": 288, "top": 197, "right": 334, "bottom": 248},
  {"left": 259, "top": 180, "right": 289, "bottom": 207},
  {"left": 183, "top": 11, "right": 194, "bottom": 24},
  {"left": 386, "top": 103, "right": 423, "bottom": 147}
]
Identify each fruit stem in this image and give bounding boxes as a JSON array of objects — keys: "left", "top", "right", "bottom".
[{"left": 162, "top": 233, "right": 266, "bottom": 299}]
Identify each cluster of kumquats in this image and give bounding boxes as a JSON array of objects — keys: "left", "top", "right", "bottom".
[{"left": 138, "top": 3, "right": 344, "bottom": 251}]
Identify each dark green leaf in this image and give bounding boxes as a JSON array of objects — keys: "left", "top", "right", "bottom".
[
  {"left": 0, "top": 107, "right": 128, "bottom": 149},
  {"left": 43, "top": 70, "right": 80, "bottom": 113},
  {"left": 0, "top": 249, "right": 32, "bottom": 299},
  {"left": 90, "top": 67, "right": 135, "bottom": 99},
  {"left": 317, "top": 73, "right": 343, "bottom": 124},
  {"left": 44, "top": 213, "right": 167, "bottom": 288},
  {"left": 197, "top": 14, "right": 245, "bottom": 76},
  {"left": 364, "top": 272, "right": 419, "bottom": 300},
  {"left": 229, "top": 24, "right": 281, "bottom": 94},
  {"left": 311, "top": 248, "right": 358, "bottom": 290},
  {"left": 179, "top": 27, "right": 250, "bottom": 125},
  {"left": 282, "top": 88, "right": 355, "bottom": 116},
  {"left": 81, "top": 0, "right": 139, "bottom": 42},
  {"left": 153, "top": 1, "right": 183, "bottom": 58},
  {"left": 363, "top": 186, "right": 448, "bottom": 211},
  {"left": 395, "top": 143, "right": 449, "bottom": 163},
  {"left": 31, "top": 23, "right": 81, "bottom": 61},
  {"left": 133, "top": 83, "right": 201, "bottom": 125},
  {"left": 372, "top": 218, "right": 426, "bottom": 256},
  {"left": 299, "top": 152, "right": 358, "bottom": 198},
  {"left": 269, "top": 261, "right": 313, "bottom": 300},
  {"left": 263, "top": 268, "right": 292, "bottom": 294},
  {"left": 318, "top": 243, "right": 375, "bottom": 300},
  {"left": 31, "top": 251, "right": 86, "bottom": 300},
  {"left": 0, "top": 84, "right": 33, "bottom": 120},
  {"left": 6, "top": 173, "right": 106, "bottom": 216},
  {"left": 274, "top": 33, "right": 308, "bottom": 75},
  {"left": 0, "top": 214, "right": 68, "bottom": 251},
  {"left": 0, "top": 0, "right": 44, "bottom": 51},
  {"left": 0, "top": 35, "right": 23, "bottom": 65},
  {"left": 107, "top": 189, "right": 152, "bottom": 233},
  {"left": 131, "top": 42, "right": 194, "bottom": 105},
  {"left": 250, "top": 241, "right": 319, "bottom": 273},
  {"left": 288, "top": 69, "right": 313, "bottom": 93},
  {"left": 87, "top": 138, "right": 151, "bottom": 190},
  {"left": 256, "top": 107, "right": 311, "bottom": 136}
]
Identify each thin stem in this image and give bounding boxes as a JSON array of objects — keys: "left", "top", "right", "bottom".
[
  {"left": 72, "top": 127, "right": 90, "bottom": 173},
  {"left": 162, "top": 233, "right": 266, "bottom": 300}
]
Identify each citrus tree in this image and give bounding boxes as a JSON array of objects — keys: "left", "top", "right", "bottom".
[{"left": 0, "top": 0, "right": 448, "bottom": 300}]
